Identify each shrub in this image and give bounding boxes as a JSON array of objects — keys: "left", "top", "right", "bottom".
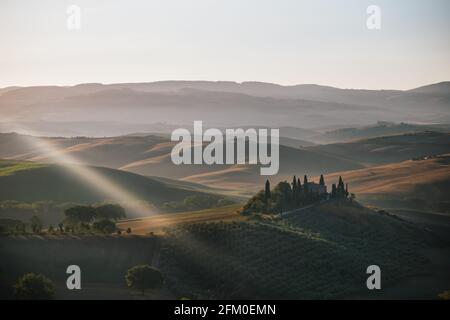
[
  {"left": 64, "top": 205, "right": 96, "bottom": 224},
  {"left": 125, "top": 265, "right": 163, "bottom": 295},
  {"left": 13, "top": 273, "right": 55, "bottom": 300}
]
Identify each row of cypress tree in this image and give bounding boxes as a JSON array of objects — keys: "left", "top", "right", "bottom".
[{"left": 243, "top": 174, "right": 350, "bottom": 215}]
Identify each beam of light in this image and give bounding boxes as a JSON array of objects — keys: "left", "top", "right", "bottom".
[
  {"left": 9, "top": 125, "right": 157, "bottom": 217},
  {"left": 162, "top": 222, "right": 260, "bottom": 298}
]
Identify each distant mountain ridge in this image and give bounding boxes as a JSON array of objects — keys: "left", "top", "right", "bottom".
[
  {"left": 4, "top": 80, "right": 448, "bottom": 97},
  {"left": 1, "top": 81, "right": 449, "bottom": 129}
]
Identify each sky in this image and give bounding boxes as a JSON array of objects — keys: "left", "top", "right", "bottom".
[{"left": 1, "top": 0, "right": 449, "bottom": 90}]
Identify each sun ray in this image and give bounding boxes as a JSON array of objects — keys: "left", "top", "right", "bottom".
[{"left": 9, "top": 125, "right": 157, "bottom": 217}]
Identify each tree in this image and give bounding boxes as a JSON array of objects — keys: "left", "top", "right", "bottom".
[
  {"left": 292, "top": 176, "right": 299, "bottom": 205},
  {"left": 126, "top": 227, "right": 132, "bottom": 234},
  {"left": 297, "top": 177, "right": 302, "bottom": 192},
  {"left": 13, "top": 273, "right": 55, "bottom": 300},
  {"left": 292, "top": 176, "right": 297, "bottom": 194},
  {"left": 30, "top": 215, "right": 42, "bottom": 233},
  {"left": 303, "top": 175, "right": 309, "bottom": 194},
  {"left": 319, "top": 174, "right": 325, "bottom": 186},
  {"left": 337, "top": 176, "right": 345, "bottom": 195},
  {"left": 264, "top": 179, "right": 271, "bottom": 200},
  {"left": 331, "top": 184, "right": 337, "bottom": 198},
  {"left": 242, "top": 192, "right": 266, "bottom": 215},
  {"left": 95, "top": 204, "right": 126, "bottom": 221},
  {"left": 92, "top": 219, "right": 116, "bottom": 234},
  {"left": 64, "top": 205, "right": 96, "bottom": 224},
  {"left": 271, "top": 181, "right": 293, "bottom": 213},
  {"left": 125, "top": 265, "right": 163, "bottom": 295}
]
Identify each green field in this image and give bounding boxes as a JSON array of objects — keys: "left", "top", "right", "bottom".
[{"left": 0, "top": 160, "right": 47, "bottom": 177}]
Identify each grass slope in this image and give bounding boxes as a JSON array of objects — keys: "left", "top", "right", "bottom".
[
  {"left": 159, "top": 201, "right": 435, "bottom": 299},
  {"left": 308, "top": 131, "right": 450, "bottom": 166},
  {"left": 1, "top": 131, "right": 449, "bottom": 192},
  {"left": 0, "top": 160, "right": 227, "bottom": 207},
  {"left": 310, "top": 122, "right": 450, "bottom": 144},
  {"left": 323, "top": 154, "right": 450, "bottom": 210}
]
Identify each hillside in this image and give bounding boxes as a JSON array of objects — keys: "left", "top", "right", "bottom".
[
  {"left": 0, "top": 133, "right": 362, "bottom": 190},
  {"left": 310, "top": 122, "right": 450, "bottom": 144},
  {"left": 0, "top": 160, "right": 232, "bottom": 221},
  {"left": 1, "top": 131, "right": 449, "bottom": 192},
  {"left": 117, "top": 205, "right": 244, "bottom": 235},
  {"left": 1, "top": 201, "right": 448, "bottom": 299},
  {"left": 307, "top": 131, "right": 450, "bottom": 166},
  {"left": 126, "top": 143, "right": 362, "bottom": 188},
  {"left": 159, "top": 200, "right": 442, "bottom": 299},
  {"left": 0, "top": 235, "right": 162, "bottom": 300},
  {"left": 409, "top": 81, "right": 450, "bottom": 94},
  {"left": 0, "top": 133, "right": 168, "bottom": 168},
  {"left": 324, "top": 154, "right": 450, "bottom": 211}
]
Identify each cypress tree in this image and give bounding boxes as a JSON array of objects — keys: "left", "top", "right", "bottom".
[
  {"left": 297, "top": 177, "right": 302, "bottom": 192},
  {"left": 292, "top": 176, "right": 297, "bottom": 194},
  {"left": 265, "top": 179, "right": 271, "bottom": 200},
  {"left": 319, "top": 174, "right": 325, "bottom": 186},
  {"left": 338, "top": 176, "right": 344, "bottom": 195},
  {"left": 303, "top": 175, "right": 309, "bottom": 193},
  {"left": 331, "top": 184, "right": 337, "bottom": 197}
]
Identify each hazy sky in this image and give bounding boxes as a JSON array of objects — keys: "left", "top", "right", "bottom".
[{"left": 1, "top": 0, "right": 449, "bottom": 89}]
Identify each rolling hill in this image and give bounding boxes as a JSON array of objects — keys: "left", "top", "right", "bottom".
[
  {"left": 0, "top": 132, "right": 362, "bottom": 190},
  {"left": 323, "top": 154, "right": 450, "bottom": 211},
  {"left": 159, "top": 200, "right": 444, "bottom": 299},
  {"left": 307, "top": 131, "right": 450, "bottom": 166},
  {"left": 0, "top": 133, "right": 168, "bottom": 168},
  {"left": 1, "top": 131, "right": 449, "bottom": 191},
  {"left": 309, "top": 122, "right": 450, "bottom": 144},
  {"left": 0, "top": 160, "right": 234, "bottom": 219}
]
